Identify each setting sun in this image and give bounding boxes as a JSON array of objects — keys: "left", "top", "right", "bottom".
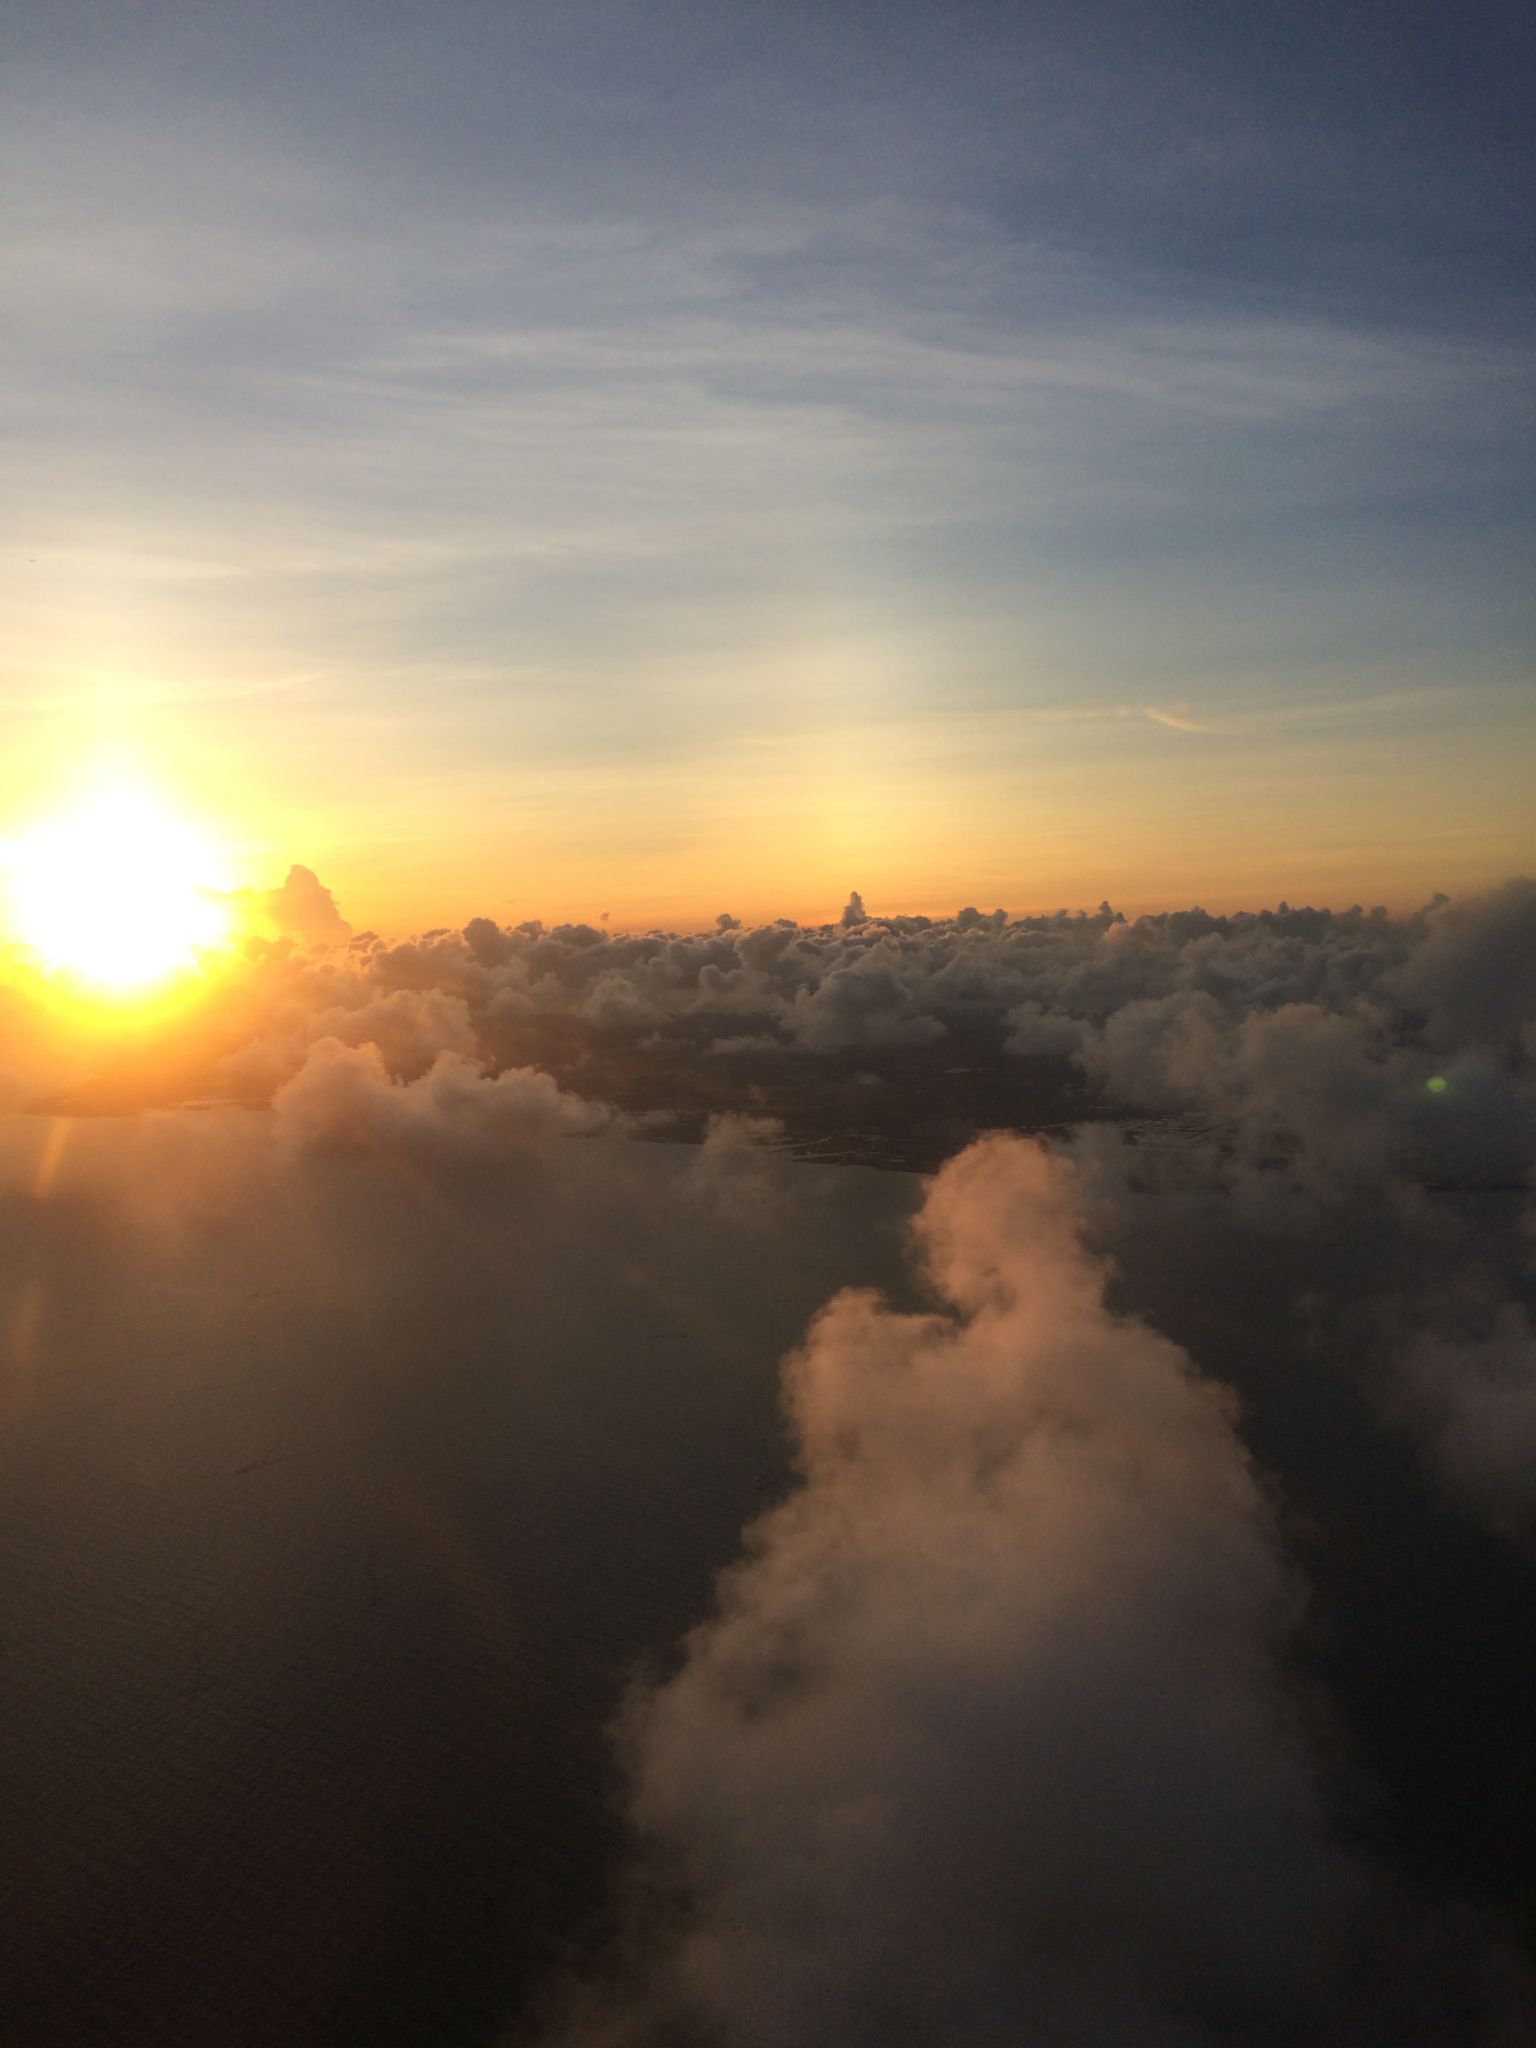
[{"left": 5, "top": 788, "right": 233, "bottom": 993}]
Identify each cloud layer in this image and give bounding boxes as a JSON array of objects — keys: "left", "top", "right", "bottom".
[{"left": 3, "top": 870, "right": 1535, "bottom": 2043}]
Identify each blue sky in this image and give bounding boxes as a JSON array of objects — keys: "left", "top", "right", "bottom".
[{"left": 3, "top": 0, "right": 1531, "bottom": 924}]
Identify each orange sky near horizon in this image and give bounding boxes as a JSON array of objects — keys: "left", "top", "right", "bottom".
[
  {"left": 2, "top": 676, "right": 1531, "bottom": 949},
  {"left": 5, "top": 0, "right": 1533, "bottom": 957}
]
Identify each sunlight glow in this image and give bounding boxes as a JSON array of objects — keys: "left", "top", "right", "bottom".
[{"left": 5, "top": 788, "right": 234, "bottom": 993}]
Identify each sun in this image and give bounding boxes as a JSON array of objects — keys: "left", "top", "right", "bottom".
[{"left": 6, "top": 787, "right": 235, "bottom": 994}]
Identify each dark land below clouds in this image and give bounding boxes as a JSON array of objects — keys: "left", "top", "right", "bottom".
[{"left": 3, "top": 1115, "right": 1534, "bottom": 2046}]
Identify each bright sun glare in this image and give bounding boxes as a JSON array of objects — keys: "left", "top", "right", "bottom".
[{"left": 6, "top": 788, "right": 233, "bottom": 994}]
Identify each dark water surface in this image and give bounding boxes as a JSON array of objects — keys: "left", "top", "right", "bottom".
[{"left": 0, "top": 1116, "right": 915, "bottom": 2045}]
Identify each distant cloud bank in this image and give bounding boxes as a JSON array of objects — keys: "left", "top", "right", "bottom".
[{"left": 221, "top": 871, "right": 1535, "bottom": 1079}]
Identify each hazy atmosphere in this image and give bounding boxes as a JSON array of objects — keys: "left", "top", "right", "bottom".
[
  {"left": 6, "top": 0, "right": 1533, "bottom": 922},
  {"left": 2, "top": 4, "right": 1533, "bottom": 2045}
]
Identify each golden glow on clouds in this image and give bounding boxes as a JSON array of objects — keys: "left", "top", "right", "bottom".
[{"left": 4, "top": 786, "right": 233, "bottom": 994}]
